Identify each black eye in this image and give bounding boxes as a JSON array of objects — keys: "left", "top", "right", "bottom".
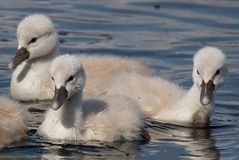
[
  {"left": 67, "top": 75, "right": 74, "bottom": 82},
  {"left": 215, "top": 69, "right": 220, "bottom": 75},
  {"left": 51, "top": 77, "right": 54, "bottom": 81},
  {"left": 29, "top": 37, "right": 37, "bottom": 44},
  {"left": 197, "top": 70, "right": 200, "bottom": 75}
]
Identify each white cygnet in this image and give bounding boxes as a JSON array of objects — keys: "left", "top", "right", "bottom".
[
  {"left": 38, "top": 55, "right": 149, "bottom": 142},
  {"left": 9, "top": 14, "right": 152, "bottom": 102},
  {"left": 99, "top": 46, "right": 228, "bottom": 125},
  {"left": 9, "top": 14, "right": 59, "bottom": 101}
]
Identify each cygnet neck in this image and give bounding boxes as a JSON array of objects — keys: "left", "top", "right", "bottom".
[
  {"left": 154, "top": 83, "right": 213, "bottom": 124},
  {"left": 176, "top": 83, "right": 213, "bottom": 123},
  {"left": 54, "top": 92, "right": 83, "bottom": 129}
]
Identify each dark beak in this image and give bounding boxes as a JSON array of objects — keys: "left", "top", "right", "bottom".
[
  {"left": 200, "top": 80, "right": 215, "bottom": 106},
  {"left": 8, "top": 47, "right": 30, "bottom": 69},
  {"left": 51, "top": 86, "right": 68, "bottom": 110}
]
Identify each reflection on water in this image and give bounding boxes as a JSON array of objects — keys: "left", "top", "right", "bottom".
[
  {"left": 0, "top": 0, "right": 239, "bottom": 159},
  {"left": 41, "top": 142, "right": 141, "bottom": 160},
  {"left": 147, "top": 122, "right": 219, "bottom": 159}
]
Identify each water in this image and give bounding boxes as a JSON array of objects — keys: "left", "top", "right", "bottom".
[{"left": 0, "top": 0, "right": 239, "bottom": 159}]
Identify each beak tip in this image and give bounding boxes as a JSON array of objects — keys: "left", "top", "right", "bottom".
[
  {"left": 200, "top": 97, "right": 211, "bottom": 106},
  {"left": 8, "top": 62, "right": 14, "bottom": 70},
  {"left": 51, "top": 102, "right": 60, "bottom": 110}
]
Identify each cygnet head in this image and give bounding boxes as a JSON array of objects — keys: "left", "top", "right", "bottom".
[
  {"left": 50, "top": 55, "right": 86, "bottom": 110},
  {"left": 9, "top": 14, "right": 59, "bottom": 69},
  {"left": 193, "top": 46, "right": 228, "bottom": 106}
]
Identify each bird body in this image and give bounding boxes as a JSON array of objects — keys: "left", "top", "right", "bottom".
[
  {"left": 98, "top": 47, "right": 228, "bottom": 125},
  {"left": 0, "top": 96, "right": 27, "bottom": 147},
  {"left": 9, "top": 14, "right": 58, "bottom": 101},
  {"left": 38, "top": 55, "right": 149, "bottom": 142},
  {"left": 9, "top": 14, "right": 151, "bottom": 101}
]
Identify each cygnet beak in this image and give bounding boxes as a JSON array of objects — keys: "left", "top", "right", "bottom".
[
  {"left": 8, "top": 47, "right": 30, "bottom": 69},
  {"left": 51, "top": 86, "right": 68, "bottom": 110},
  {"left": 200, "top": 80, "right": 215, "bottom": 106}
]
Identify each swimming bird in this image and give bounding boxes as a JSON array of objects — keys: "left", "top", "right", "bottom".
[
  {"left": 0, "top": 96, "right": 27, "bottom": 147},
  {"left": 99, "top": 47, "right": 228, "bottom": 125},
  {"left": 9, "top": 14, "right": 59, "bottom": 101},
  {"left": 38, "top": 55, "right": 149, "bottom": 142},
  {"left": 8, "top": 14, "right": 151, "bottom": 101}
]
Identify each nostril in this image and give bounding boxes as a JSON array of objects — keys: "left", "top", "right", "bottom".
[
  {"left": 200, "top": 80, "right": 205, "bottom": 88},
  {"left": 215, "top": 69, "right": 220, "bottom": 75},
  {"left": 207, "top": 80, "right": 215, "bottom": 91}
]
